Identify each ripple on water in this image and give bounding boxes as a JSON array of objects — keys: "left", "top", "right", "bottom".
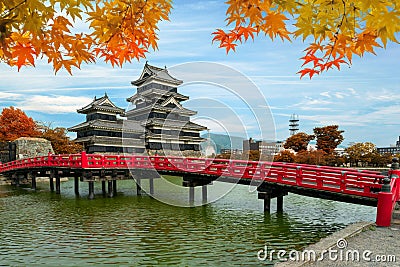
[{"left": 0, "top": 181, "right": 375, "bottom": 266}]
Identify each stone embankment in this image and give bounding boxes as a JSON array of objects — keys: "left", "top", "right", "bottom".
[{"left": 275, "top": 219, "right": 400, "bottom": 267}]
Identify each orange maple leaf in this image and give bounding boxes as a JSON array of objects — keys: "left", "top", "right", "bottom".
[
  {"left": 236, "top": 26, "right": 257, "bottom": 41},
  {"left": 300, "top": 54, "right": 322, "bottom": 68},
  {"left": 297, "top": 68, "right": 320, "bottom": 79},
  {"left": 11, "top": 43, "right": 36, "bottom": 71},
  {"left": 323, "top": 57, "right": 348, "bottom": 71}
]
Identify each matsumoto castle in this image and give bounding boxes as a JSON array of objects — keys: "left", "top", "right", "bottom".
[{"left": 68, "top": 63, "right": 208, "bottom": 156}]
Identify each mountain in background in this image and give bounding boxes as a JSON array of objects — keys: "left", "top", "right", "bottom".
[{"left": 200, "top": 133, "right": 245, "bottom": 154}]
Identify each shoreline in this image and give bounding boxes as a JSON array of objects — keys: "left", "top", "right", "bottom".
[
  {"left": 0, "top": 176, "right": 69, "bottom": 186},
  {"left": 275, "top": 221, "right": 399, "bottom": 267}
]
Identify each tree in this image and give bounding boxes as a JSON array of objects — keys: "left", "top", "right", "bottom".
[
  {"left": 242, "top": 150, "right": 260, "bottom": 161},
  {"left": 0, "top": 106, "right": 40, "bottom": 141},
  {"left": 274, "top": 150, "right": 296, "bottom": 163},
  {"left": 313, "top": 125, "right": 344, "bottom": 154},
  {"left": 0, "top": 0, "right": 171, "bottom": 74},
  {"left": 295, "top": 149, "right": 327, "bottom": 165},
  {"left": 283, "top": 132, "right": 314, "bottom": 152},
  {"left": 40, "top": 125, "right": 82, "bottom": 154},
  {"left": 372, "top": 153, "right": 392, "bottom": 167},
  {"left": 213, "top": 0, "right": 400, "bottom": 78},
  {"left": 1, "top": 1, "right": 398, "bottom": 76},
  {"left": 345, "top": 142, "right": 379, "bottom": 167}
]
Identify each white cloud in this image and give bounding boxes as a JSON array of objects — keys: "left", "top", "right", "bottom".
[
  {"left": 320, "top": 92, "right": 331, "bottom": 98},
  {"left": 18, "top": 95, "right": 93, "bottom": 114},
  {"left": 0, "top": 92, "right": 21, "bottom": 100}
]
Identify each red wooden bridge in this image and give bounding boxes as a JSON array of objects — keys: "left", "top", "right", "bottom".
[{"left": 1, "top": 152, "right": 399, "bottom": 227}]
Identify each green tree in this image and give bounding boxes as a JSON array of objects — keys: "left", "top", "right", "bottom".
[{"left": 313, "top": 125, "right": 344, "bottom": 154}]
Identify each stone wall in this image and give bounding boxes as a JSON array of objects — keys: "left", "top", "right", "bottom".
[
  {"left": 0, "top": 142, "right": 9, "bottom": 163},
  {"left": 14, "top": 137, "right": 54, "bottom": 159}
]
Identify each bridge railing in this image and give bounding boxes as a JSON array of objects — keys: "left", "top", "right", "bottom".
[{"left": 0, "top": 152, "right": 386, "bottom": 200}]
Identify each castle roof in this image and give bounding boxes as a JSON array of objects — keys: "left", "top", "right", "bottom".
[
  {"left": 77, "top": 93, "right": 125, "bottom": 114},
  {"left": 68, "top": 119, "right": 144, "bottom": 133},
  {"left": 131, "top": 62, "right": 183, "bottom": 87},
  {"left": 126, "top": 103, "right": 197, "bottom": 117},
  {"left": 126, "top": 88, "right": 189, "bottom": 103},
  {"left": 143, "top": 119, "right": 207, "bottom": 131}
]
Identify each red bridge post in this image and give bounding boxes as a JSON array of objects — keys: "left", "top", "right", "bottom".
[
  {"left": 376, "top": 158, "right": 399, "bottom": 227},
  {"left": 81, "top": 151, "right": 88, "bottom": 168}
]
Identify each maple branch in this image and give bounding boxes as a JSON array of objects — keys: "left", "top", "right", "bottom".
[
  {"left": 104, "top": 0, "right": 148, "bottom": 45},
  {"left": 1, "top": 0, "right": 27, "bottom": 20},
  {"left": 103, "top": 6, "right": 131, "bottom": 45},
  {"left": 325, "top": 0, "right": 347, "bottom": 64}
]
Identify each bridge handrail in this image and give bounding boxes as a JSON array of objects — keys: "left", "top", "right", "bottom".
[
  {"left": 0, "top": 152, "right": 387, "bottom": 199},
  {"left": 390, "top": 172, "right": 400, "bottom": 205}
]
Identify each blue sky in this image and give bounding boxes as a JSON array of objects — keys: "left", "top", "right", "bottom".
[{"left": 0, "top": 0, "right": 399, "bottom": 147}]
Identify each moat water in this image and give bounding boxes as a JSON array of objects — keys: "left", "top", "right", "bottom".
[{"left": 0, "top": 178, "right": 375, "bottom": 266}]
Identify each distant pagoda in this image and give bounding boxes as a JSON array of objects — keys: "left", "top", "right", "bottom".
[
  {"left": 126, "top": 62, "right": 207, "bottom": 155},
  {"left": 68, "top": 93, "right": 145, "bottom": 154}
]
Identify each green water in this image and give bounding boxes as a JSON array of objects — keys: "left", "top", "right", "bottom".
[{"left": 0, "top": 178, "right": 375, "bottom": 266}]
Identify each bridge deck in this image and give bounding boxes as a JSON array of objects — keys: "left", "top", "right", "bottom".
[{"left": 0, "top": 152, "right": 386, "bottom": 202}]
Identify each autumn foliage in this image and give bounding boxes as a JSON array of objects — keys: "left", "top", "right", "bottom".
[
  {"left": 0, "top": 107, "right": 81, "bottom": 153},
  {"left": 1, "top": 1, "right": 398, "bottom": 76},
  {"left": 0, "top": 0, "right": 171, "bottom": 74},
  {"left": 213, "top": 0, "right": 399, "bottom": 78},
  {"left": 40, "top": 126, "right": 82, "bottom": 154},
  {"left": 283, "top": 132, "right": 315, "bottom": 152},
  {"left": 313, "top": 125, "right": 344, "bottom": 154},
  {"left": 0, "top": 106, "right": 40, "bottom": 141}
]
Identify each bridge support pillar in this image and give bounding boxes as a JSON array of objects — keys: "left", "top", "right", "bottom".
[
  {"left": 101, "top": 181, "right": 106, "bottom": 196},
  {"left": 113, "top": 180, "right": 117, "bottom": 196},
  {"left": 55, "top": 174, "right": 61, "bottom": 194},
  {"left": 108, "top": 181, "right": 114, "bottom": 198},
  {"left": 263, "top": 196, "right": 271, "bottom": 213},
  {"left": 74, "top": 176, "right": 80, "bottom": 196},
  {"left": 49, "top": 176, "right": 54, "bottom": 192},
  {"left": 182, "top": 174, "right": 213, "bottom": 206},
  {"left": 16, "top": 176, "right": 20, "bottom": 186},
  {"left": 277, "top": 195, "right": 284, "bottom": 213},
  {"left": 136, "top": 178, "right": 142, "bottom": 196},
  {"left": 189, "top": 186, "right": 195, "bottom": 206},
  {"left": 88, "top": 181, "right": 95, "bottom": 200},
  {"left": 30, "top": 173, "right": 36, "bottom": 190},
  {"left": 258, "top": 185, "right": 288, "bottom": 213},
  {"left": 149, "top": 178, "right": 154, "bottom": 196},
  {"left": 202, "top": 185, "right": 207, "bottom": 204}
]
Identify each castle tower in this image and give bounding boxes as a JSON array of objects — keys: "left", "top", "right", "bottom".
[
  {"left": 68, "top": 93, "right": 145, "bottom": 154},
  {"left": 126, "top": 63, "right": 207, "bottom": 155}
]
